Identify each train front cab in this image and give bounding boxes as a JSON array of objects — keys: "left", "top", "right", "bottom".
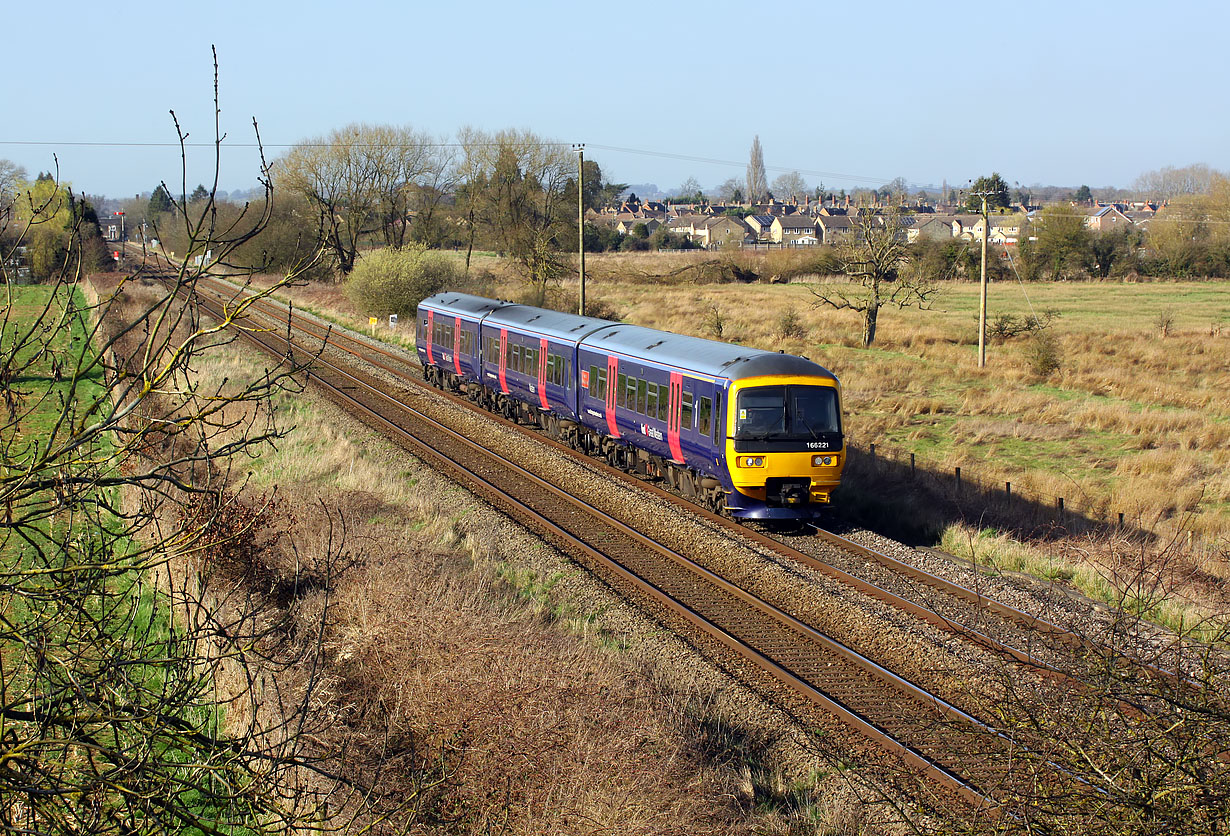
[{"left": 723, "top": 373, "right": 844, "bottom": 520}]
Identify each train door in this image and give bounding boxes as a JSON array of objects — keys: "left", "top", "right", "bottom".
[
  {"left": 498, "top": 329, "right": 509, "bottom": 393},
  {"left": 667, "top": 373, "right": 684, "bottom": 464},
  {"left": 605, "top": 354, "right": 619, "bottom": 438},
  {"left": 538, "top": 338, "right": 549, "bottom": 409}
]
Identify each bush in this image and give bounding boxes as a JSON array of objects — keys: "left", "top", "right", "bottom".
[
  {"left": 344, "top": 245, "right": 462, "bottom": 317},
  {"left": 1026, "top": 330, "right": 1063, "bottom": 378},
  {"left": 777, "top": 309, "right": 807, "bottom": 339}
]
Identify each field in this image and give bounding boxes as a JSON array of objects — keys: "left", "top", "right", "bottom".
[{"left": 257, "top": 249, "right": 1230, "bottom": 632}]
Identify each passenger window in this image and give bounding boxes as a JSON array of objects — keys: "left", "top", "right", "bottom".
[
  {"left": 529, "top": 348, "right": 538, "bottom": 378},
  {"left": 589, "top": 365, "right": 599, "bottom": 393},
  {"left": 597, "top": 369, "right": 607, "bottom": 399},
  {"left": 682, "top": 392, "right": 693, "bottom": 429},
  {"left": 698, "top": 396, "right": 712, "bottom": 438},
  {"left": 636, "top": 379, "right": 648, "bottom": 414},
  {"left": 658, "top": 383, "right": 670, "bottom": 421},
  {"left": 617, "top": 373, "right": 628, "bottom": 407},
  {"left": 713, "top": 392, "right": 723, "bottom": 443},
  {"left": 646, "top": 384, "right": 658, "bottom": 418}
]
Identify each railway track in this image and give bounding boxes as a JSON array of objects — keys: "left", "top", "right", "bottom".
[{"left": 184, "top": 276, "right": 1148, "bottom": 813}]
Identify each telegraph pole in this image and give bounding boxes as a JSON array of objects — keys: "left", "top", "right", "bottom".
[
  {"left": 978, "top": 192, "right": 989, "bottom": 368},
  {"left": 573, "top": 143, "right": 586, "bottom": 316}
]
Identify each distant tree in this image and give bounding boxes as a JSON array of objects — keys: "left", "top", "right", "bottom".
[
  {"left": 1024, "top": 204, "right": 1093, "bottom": 278},
  {"left": 746, "top": 136, "right": 768, "bottom": 204},
  {"left": 770, "top": 171, "right": 808, "bottom": 203},
  {"left": 274, "top": 123, "right": 450, "bottom": 275},
  {"left": 1133, "top": 163, "right": 1222, "bottom": 200},
  {"left": 965, "top": 173, "right": 1011, "bottom": 212},
  {"left": 0, "top": 158, "right": 26, "bottom": 213},
  {"left": 809, "top": 209, "right": 939, "bottom": 347},
  {"left": 1146, "top": 174, "right": 1230, "bottom": 276},
  {"left": 1089, "top": 226, "right": 1136, "bottom": 278},
  {"left": 456, "top": 127, "right": 574, "bottom": 303},
  {"left": 718, "top": 178, "right": 743, "bottom": 204},
  {"left": 1074, "top": 184, "right": 1093, "bottom": 204},
  {"left": 147, "top": 183, "right": 174, "bottom": 216},
  {"left": 189, "top": 183, "right": 209, "bottom": 203},
  {"left": 882, "top": 176, "right": 909, "bottom": 203},
  {"left": 676, "top": 176, "right": 705, "bottom": 203}
]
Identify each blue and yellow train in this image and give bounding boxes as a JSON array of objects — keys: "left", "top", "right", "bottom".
[{"left": 415, "top": 292, "right": 844, "bottom": 520}]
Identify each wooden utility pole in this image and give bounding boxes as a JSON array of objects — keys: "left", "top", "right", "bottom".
[
  {"left": 574, "top": 144, "right": 586, "bottom": 316},
  {"left": 977, "top": 192, "right": 989, "bottom": 368}
]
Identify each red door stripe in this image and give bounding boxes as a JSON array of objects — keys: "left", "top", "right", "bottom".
[
  {"left": 426, "top": 310, "right": 435, "bottom": 364},
  {"left": 668, "top": 372, "right": 684, "bottom": 464},
  {"left": 498, "top": 329, "right": 508, "bottom": 393},
  {"left": 453, "top": 316, "right": 462, "bottom": 375},
  {"left": 538, "top": 338, "right": 549, "bottom": 409},
  {"left": 605, "top": 354, "right": 619, "bottom": 438}
]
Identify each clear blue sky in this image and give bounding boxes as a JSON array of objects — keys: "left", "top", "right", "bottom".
[{"left": 4, "top": 0, "right": 1226, "bottom": 199}]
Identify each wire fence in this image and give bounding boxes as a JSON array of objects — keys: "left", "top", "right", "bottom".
[{"left": 845, "top": 440, "right": 1220, "bottom": 560}]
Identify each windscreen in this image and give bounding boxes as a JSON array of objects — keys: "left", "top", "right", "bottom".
[{"left": 735, "top": 385, "right": 840, "bottom": 440}]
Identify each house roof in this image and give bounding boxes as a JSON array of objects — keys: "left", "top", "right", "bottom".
[{"left": 775, "top": 215, "right": 818, "bottom": 229}]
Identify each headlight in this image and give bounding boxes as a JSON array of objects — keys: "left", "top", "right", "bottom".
[
  {"left": 812, "top": 455, "right": 834, "bottom": 467},
  {"left": 738, "top": 456, "right": 765, "bottom": 468}
]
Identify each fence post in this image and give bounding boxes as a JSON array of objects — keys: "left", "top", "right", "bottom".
[
  {"left": 869, "top": 443, "right": 876, "bottom": 467},
  {"left": 1118, "top": 512, "right": 1124, "bottom": 528},
  {"left": 910, "top": 452, "right": 916, "bottom": 479},
  {"left": 1005, "top": 481, "right": 1011, "bottom": 500},
  {"left": 955, "top": 466, "right": 961, "bottom": 492}
]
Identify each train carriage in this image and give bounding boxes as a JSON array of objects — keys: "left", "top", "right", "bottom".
[
  {"left": 415, "top": 293, "right": 502, "bottom": 392},
  {"left": 478, "top": 305, "right": 616, "bottom": 429}
]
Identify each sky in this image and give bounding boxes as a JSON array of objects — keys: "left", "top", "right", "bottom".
[{"left": 4, "top": 1, "right": 1227, "bottom": 201}]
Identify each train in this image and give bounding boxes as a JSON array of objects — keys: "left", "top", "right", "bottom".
[{"left": 414, "top": 292, "right": 844, "bottom": 520}]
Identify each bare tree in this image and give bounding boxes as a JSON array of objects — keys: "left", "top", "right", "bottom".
[
  {"left": 0, "top": 57, "right": 407, "bottom": 833},
  {"left": 717, "top": 177, "right": 744, "bottom": 204},
  {"left": 746, "top": 136, "right": 767, "bottom": 204},
  {"left": 274, "top": 123, "right": 449, "bottom": 276},
  {"left": 809, "top": 209, "right": 938, "bottom": 347},
  {"left": 456, "top": 127, "right": 574, "bottom": 304},
  {"left": 1133, "top": 163, "right": 1223, "bottom": 201},
  {"left": 770, "top": 170, "right": 808, "bottom": 203}
]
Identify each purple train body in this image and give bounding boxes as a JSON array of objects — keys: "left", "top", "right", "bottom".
[{"left": 415, "top": 292, "right": 845, "bottom": 520}]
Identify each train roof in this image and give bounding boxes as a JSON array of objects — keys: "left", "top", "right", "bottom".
[
  {"left": 483, "top": 305, "right": 617, "bottom": 343},
  {"left": 420, "top": 293, "right": 837, "bottom": 384},
  {"left": 583, "top": 323, "right": 838, "bottom": 384},
  {"left": 419, "top": 292, "right": 509, "bottom": 319}
]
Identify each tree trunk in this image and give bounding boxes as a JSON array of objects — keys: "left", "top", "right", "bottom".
[{"left": 862, "top": 305, "right": 879, "bottom": 348}]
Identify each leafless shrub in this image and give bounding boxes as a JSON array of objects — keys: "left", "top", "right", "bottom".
[
  {"left": 777, "top": 308, "right": 808, "bottom": 340},
  {"left": 1156, "top": 306, "right": 1176, "bottom": 337}
]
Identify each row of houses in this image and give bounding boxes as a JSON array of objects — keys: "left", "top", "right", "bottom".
[{"left": 595, "top": 198, "right": 1158, "bottom": 249}]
